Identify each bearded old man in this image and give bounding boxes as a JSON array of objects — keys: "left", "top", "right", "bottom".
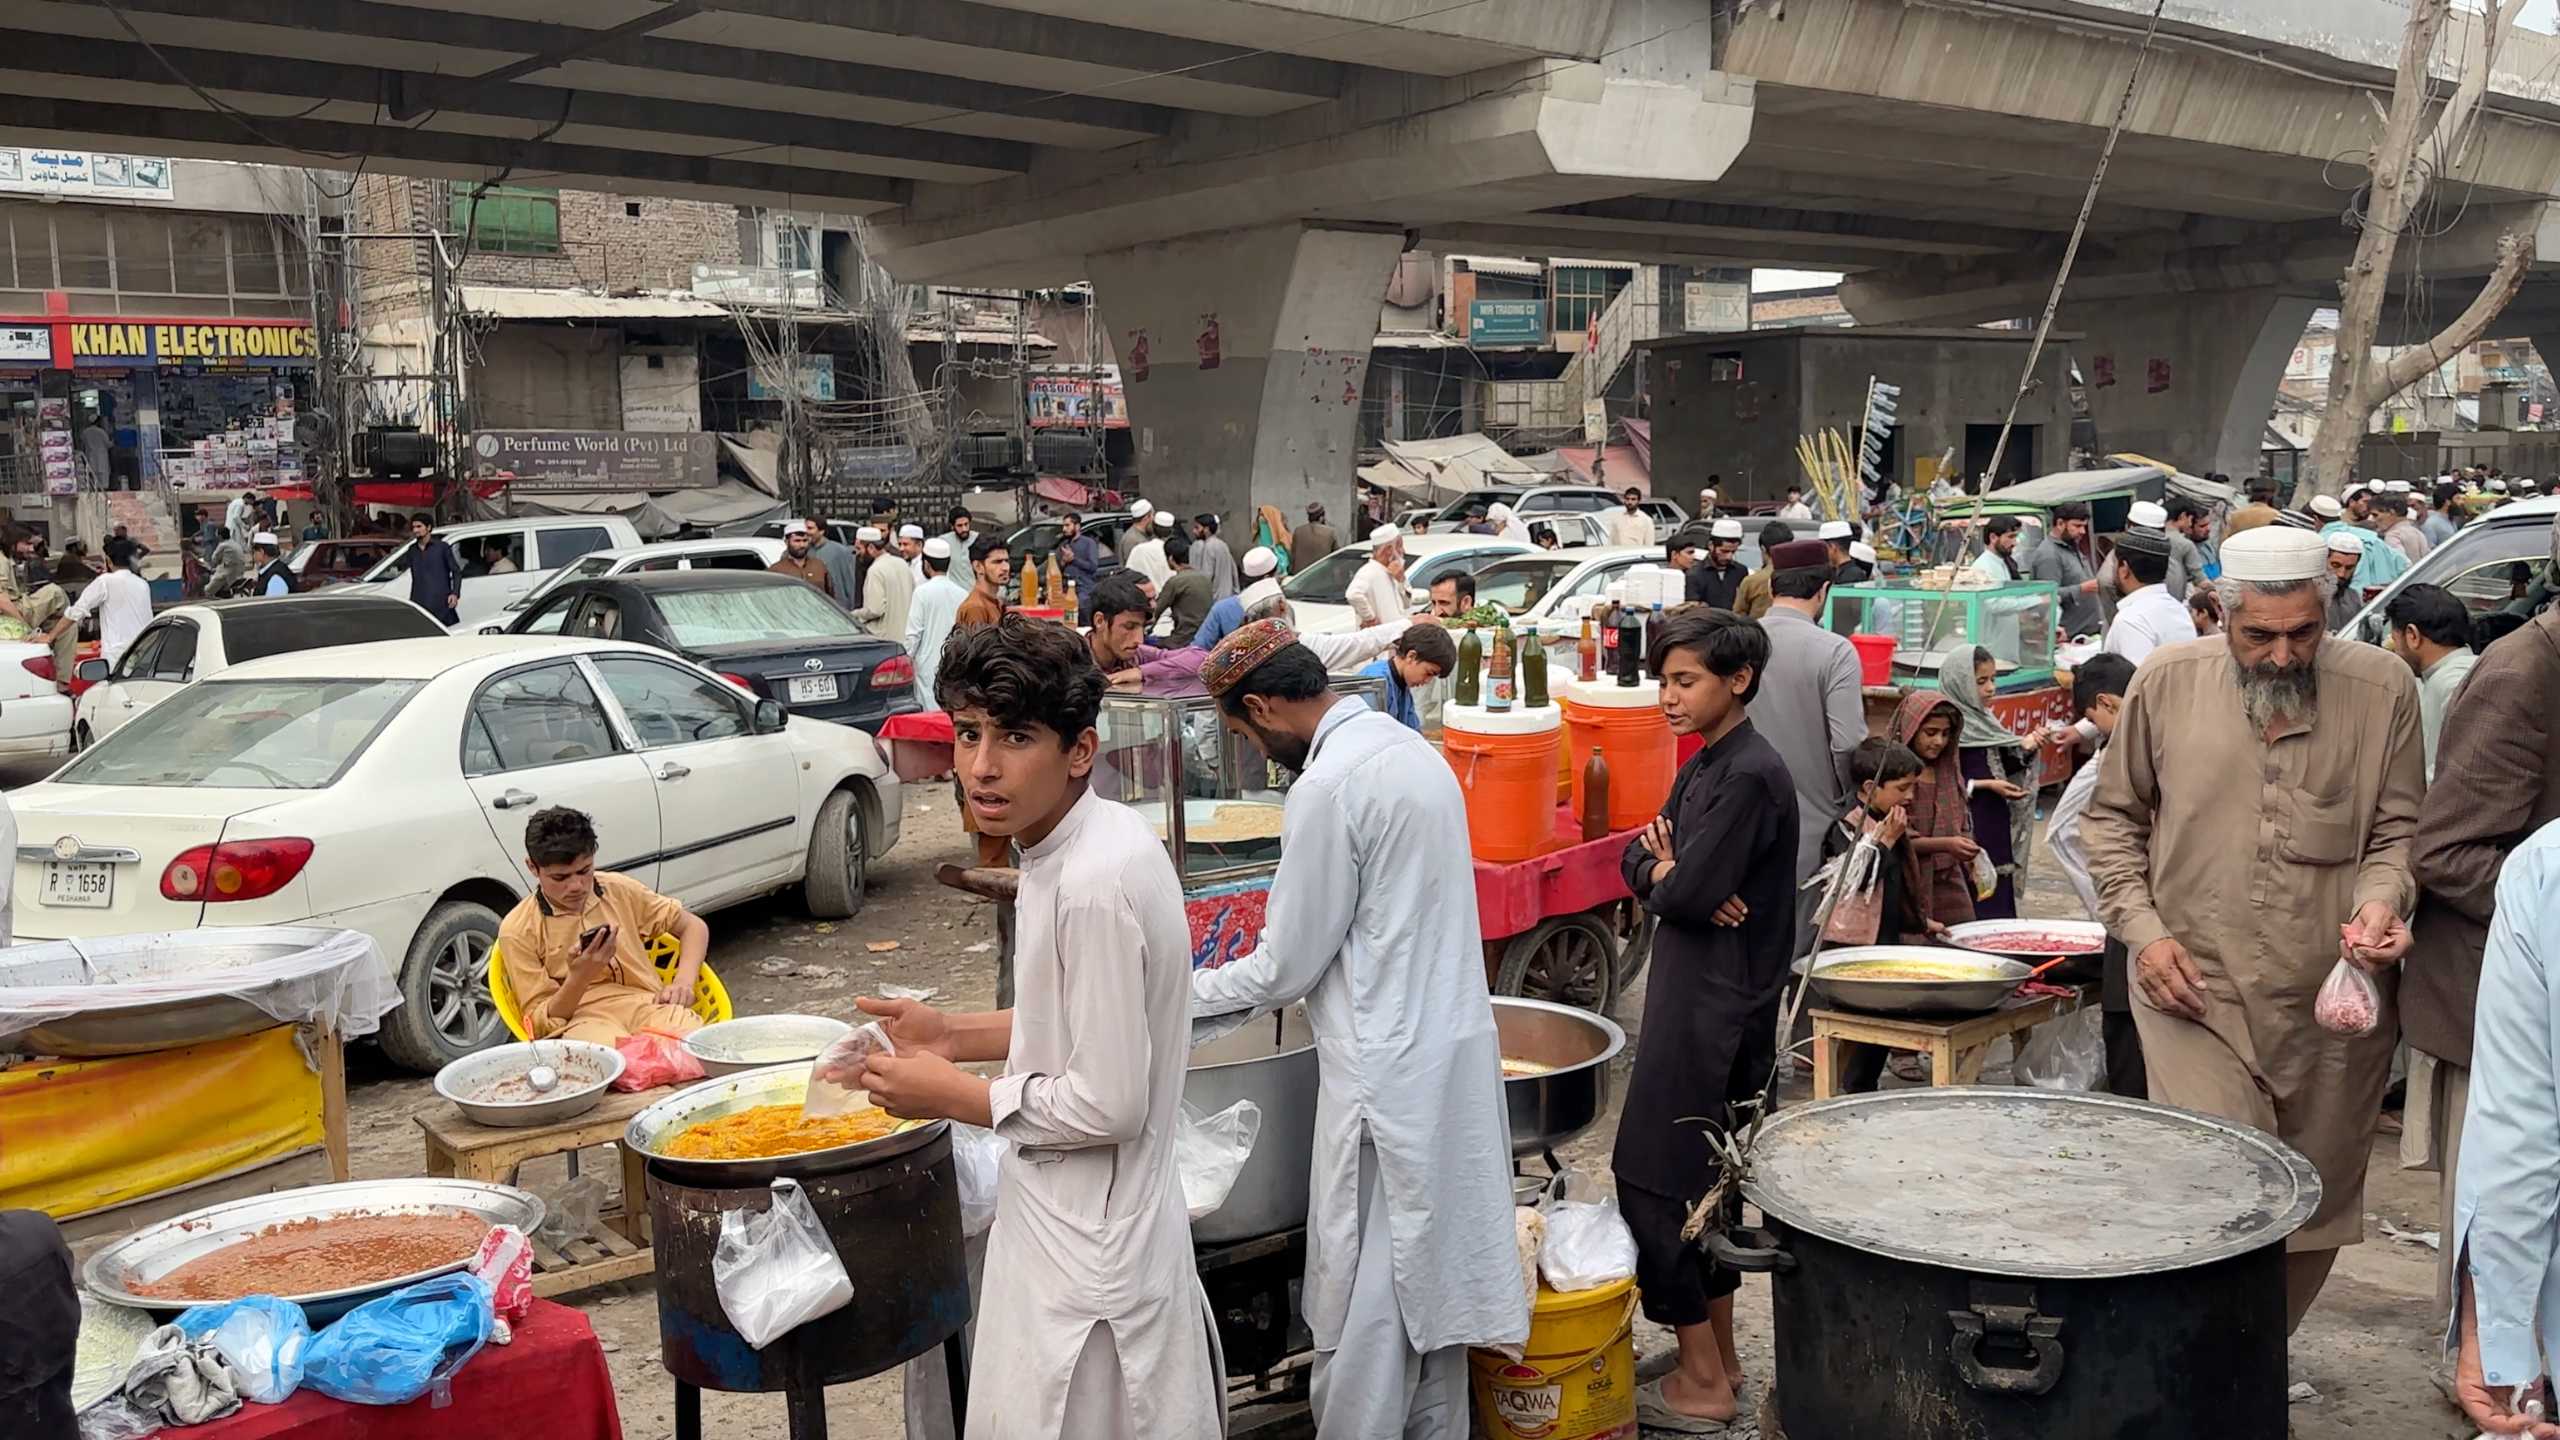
[{"left": 2082, "top": 524, "right": 2425, "bottom": 1336}]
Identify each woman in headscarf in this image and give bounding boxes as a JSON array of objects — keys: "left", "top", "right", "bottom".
[
  {"left": 1937, "top": 645, "right": 2036, "bottom": 919},
  {"left": 1487, "top": 502, "right": 1533, "bottom": 544},
  {"left": 1888, "top": 688, "right": 1981, "bottom": 929}
]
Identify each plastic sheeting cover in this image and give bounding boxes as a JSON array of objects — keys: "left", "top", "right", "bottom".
[{"left": 0, "top": 927, "right": 400, "bottom": 1052}]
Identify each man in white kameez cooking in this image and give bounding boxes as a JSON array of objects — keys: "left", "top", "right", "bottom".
[
  {"left": 842, "top": 614, "right": 1223, "bottom": 1440},
  {"left": 1189, "top": 619, "right": 1530, "bottom": 1439}
]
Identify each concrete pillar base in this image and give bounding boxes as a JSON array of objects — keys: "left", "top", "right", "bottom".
[
  {"left": 1086, "top": 222, "right": 1403, "bottom": 526},
  {"left": 2065, "top": 289, "right": 2318, "bottom": 478}
]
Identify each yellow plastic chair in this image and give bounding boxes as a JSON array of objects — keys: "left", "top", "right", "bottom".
[{"left": 486, "top": 932, "right": 732, "bottom": 1042}]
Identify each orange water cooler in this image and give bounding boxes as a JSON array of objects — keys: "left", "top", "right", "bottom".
[
  {"left": 1560, "top": 677, "right": 1676, "bottom": 831},
  {"left": 1442, "top": 701, "right": 1564, "bottom": 862}
]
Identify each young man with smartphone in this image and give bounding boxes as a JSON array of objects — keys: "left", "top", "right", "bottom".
[{"left": 494, "top": 806, "right": 713, "bottom": 1043}]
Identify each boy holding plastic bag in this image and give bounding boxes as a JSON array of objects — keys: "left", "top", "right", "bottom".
[
  {"left": 824, "top": 616, "right": 1222, "bottom": 1440},
  {"left": 1819, "top": 737, "right": 1946, "bottom": 1094}
]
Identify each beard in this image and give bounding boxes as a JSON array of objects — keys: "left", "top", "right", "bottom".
[
  {"left": 2233, "top": 653, "right": 2318, "bottom": 730},
  {"left": 1245, "top": 714, "right": 1312, "bottom": 776}
]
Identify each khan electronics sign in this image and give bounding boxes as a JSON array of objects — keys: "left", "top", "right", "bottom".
[{"left": 469, "top": 430, "right": 718, "bottom": 493}]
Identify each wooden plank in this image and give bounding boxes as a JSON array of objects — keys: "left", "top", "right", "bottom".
[
  {"left": 592, "top": 1224, "right": 640, "bottom": 1258},
  {"left": 528, "top": 1248, "right": 655, "bottom": 1299},
  {"left": 526, "top": 1231, "right": 576, "bottom": 1274},
  {"left": 315, "top": 1026, "right": 350, "bottom": 1184}
]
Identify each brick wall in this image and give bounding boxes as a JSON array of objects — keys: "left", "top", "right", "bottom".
[{"left": 352, "top": 178, "right": 745, "bottom": 324}]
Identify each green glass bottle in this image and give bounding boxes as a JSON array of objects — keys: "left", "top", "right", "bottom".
[
  {"left": 1521, "top": 622, "right": 1548, "bottom": 708},
  {"left": 1455, "top": 623, "right": 1482, "bottom": 706}
]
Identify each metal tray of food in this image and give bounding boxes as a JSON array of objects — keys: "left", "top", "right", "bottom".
[
  {"left": 1941, "top": 919, "right": 2106, "bottom": 958},
  {"left": 82, "top": 1178, "right": 544, "bottom": 1322},
  {"left": 0, "top": 927, "right": 358, "bottom": 1056},
  {"left": 624, "top": 1062, "right": 943, "bottom": 1187},
  {"left": 1800, "top": 946, "right": 2034, "bottom": 1017},
  {"left": 683, "top": 1014, "right": 851, "bottom": 1078},
  {"left": 434, "top": 1038, "right": 623, "bottom": 1127}
]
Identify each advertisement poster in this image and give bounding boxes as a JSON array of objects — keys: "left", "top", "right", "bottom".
[
  {"left": 0, "top": 149, "right": 174, "bottom": 201},
  {"left": 468, "top": 430, "right": 718, "bottom": 493}
]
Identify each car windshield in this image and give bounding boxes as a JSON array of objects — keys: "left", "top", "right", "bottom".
[
  {"left": 58, "top": 679, "right": 419, "bottom": 789},
  {"left": 658, "top": 584, "right": 862, "bottom": 646},
  {"left": 1471, "top": 557, "right": 1584, "bottom": 612},
  {"left": 286, "top": 542, "right": 316, "bottom": 570},
  {"left": 1284, "top": 547, "right": 1373, "bottom": 604},
  {"left": 358, "top": 539, "right": 416, "bottom": 582},
  {"left": 509, "top": 553, "right": 618, "bottom": 612}
]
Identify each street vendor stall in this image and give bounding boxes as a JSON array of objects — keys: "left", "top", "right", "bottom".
[{"left": 1822, "top": 576, "right": 2077, "bottom": 788}]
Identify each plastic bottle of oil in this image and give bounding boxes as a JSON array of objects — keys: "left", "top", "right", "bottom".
[{"left": 1581, "top": 747, "right": 1612, "bottom": 840}]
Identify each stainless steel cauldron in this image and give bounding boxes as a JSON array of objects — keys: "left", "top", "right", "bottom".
[
  {"left": 1185, "top": 1006, "right": 1316, "bottom": 1243},
  {"left": 1492, "top": 996, "right": 1625, "bottom": 1157}
]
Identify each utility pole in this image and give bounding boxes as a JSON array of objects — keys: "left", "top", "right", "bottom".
[{"left": 2302, "top": 0, "right": 2537, "bottom": 502}]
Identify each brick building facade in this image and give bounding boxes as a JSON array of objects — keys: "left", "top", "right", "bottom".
[{"left": 350, "top": 177, "right": 744, "bottom": 324}]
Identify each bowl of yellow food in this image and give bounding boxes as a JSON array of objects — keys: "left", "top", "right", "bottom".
[
  {"left": 624, "top": 1062, "right": 937, "bottom": 1185},
  {"left": 1802, "top": 946, "right": 2034, "bottom": 1017}
]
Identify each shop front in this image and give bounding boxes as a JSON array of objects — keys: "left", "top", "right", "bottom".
[{"left": 0, "top": 312, "right": 316, "bottom": 497}]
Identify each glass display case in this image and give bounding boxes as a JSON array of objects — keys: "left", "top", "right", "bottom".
[
  {"left": 1822, "top": 579, "right": 2059, "bottom": 689},
  {"left": 1094, "top": 675, "right": 1386, "bottom": 884}
]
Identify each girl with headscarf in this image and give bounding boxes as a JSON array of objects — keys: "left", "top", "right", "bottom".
[
  {"left": 1487, "top": 502, "right": 1532, "bottom": 544},
  {"left": 1937, "top": 645, "right": 2036, "bottom": 919},
  {"left": 1888, "top": 689, "right": 1980, "bottom": 929}
]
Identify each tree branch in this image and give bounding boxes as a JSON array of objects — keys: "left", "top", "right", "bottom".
[
  {"left": 2367, "top": 230, "right": 2539, "bottom": 402},
  {"left": 2432, "top": 0, "right": 2530, "bottom": 169}
]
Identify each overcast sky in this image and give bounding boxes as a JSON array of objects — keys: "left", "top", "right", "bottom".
[{"left": 2528, "top": 0, "right": 2559, "bottom": 32}]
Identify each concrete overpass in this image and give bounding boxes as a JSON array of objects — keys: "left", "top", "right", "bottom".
[{"left": 16, "top": 0, "right": 2560, "bottom": 512}]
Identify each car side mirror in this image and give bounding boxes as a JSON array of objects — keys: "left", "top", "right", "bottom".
[
  {"left": 74, "top": 658, "right": 108, "bottom": 683},
  {"left": 753, "top": 697, "right": 788, "bottom": 733}
]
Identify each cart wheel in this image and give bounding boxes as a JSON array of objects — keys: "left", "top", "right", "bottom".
[
  {"left": 1495, "top": 915, "right": 1619, "bottom": 1017},
  {"left": 1614, "top": 905, "right": 1657, "bottom": 997}
]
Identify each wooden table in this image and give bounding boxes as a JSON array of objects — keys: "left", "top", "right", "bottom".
[
  {"left": 1808, "top": 987, "right": 2089, "bottom": 1099},
  {"left": 417, "top": 1086, "right": 669, "bottom": 1298}
]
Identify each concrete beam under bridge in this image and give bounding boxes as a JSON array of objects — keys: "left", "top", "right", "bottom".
[{"left": 2065, "top": 289, "right": 2324, "bottom": 479}]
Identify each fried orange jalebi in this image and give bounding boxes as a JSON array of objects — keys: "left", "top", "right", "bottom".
[{"left": 663, "top": 1102, "right": 898, "bottom": 1160}]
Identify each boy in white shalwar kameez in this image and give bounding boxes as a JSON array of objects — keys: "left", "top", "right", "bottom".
[{"left": 845, "top": 615, "right": 1223, "bottom": 1440}]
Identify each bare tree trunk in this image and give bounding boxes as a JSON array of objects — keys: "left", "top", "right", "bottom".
[{"left": 2298, "top": 0, "right": 2530, "bottom": 503}]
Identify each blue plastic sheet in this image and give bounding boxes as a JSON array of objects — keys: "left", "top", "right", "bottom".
[
  {"left": 300, "top": 1274, "right": 494, "bottom": 1406},
  {"left": 173, "top": 1295, "right": 311, "bottom": 1405}
]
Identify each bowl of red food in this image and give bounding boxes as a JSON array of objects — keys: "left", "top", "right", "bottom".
[{"left": 1940, "top": 919, "right": 2107, "bottom": 959}]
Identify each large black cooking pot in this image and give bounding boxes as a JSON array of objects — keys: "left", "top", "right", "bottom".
[{"left": 1709, "top": 1089, "right": 2322, "bottom": 1440}]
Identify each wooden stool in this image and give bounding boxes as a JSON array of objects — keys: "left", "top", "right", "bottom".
[
  {"left": 417, "top": 1086, "right": 670, "bottom": 1297},
  {"left": 1808, "top": 988, "right": 2089, "bottom": 1099}
]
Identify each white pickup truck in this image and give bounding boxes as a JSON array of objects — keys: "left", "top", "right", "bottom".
[{"left": 334, "top": 515, "right": 643, "bottom": 624}]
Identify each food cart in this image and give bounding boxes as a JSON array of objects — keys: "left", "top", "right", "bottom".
[{"left": 1822, "top": 576, "right": 2076, "bottom": 787}]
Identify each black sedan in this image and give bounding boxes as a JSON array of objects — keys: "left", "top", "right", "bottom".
[{"left": 505, "top": 570, "right": 919, "bottom": 731}]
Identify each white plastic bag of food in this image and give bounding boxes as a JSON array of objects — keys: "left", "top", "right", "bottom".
[
  {"left": 711, "top": 1179, "right": 853, "bottom": 1348},
  {"left": 949, "top": 1123, "right": 1008, "bottom": 1237},
  {"left": 1177, "top": 1099, "right": 1262, "bottom": 1221},
  {"left": 806, "top": 1021, "right": 895, "bottom": 1119},
  {"left": 2014, "top": 1007, "right": 2104, "bottom": 1091},
  {"left": 1537, "top": 1178, "right": 1638, "bottom": 1295},
  {"left": 2315, "top": 958, "right": 2382, "bottom": 1036}
]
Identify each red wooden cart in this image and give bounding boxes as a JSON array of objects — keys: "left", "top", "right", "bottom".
[{"left": 1472, "top": 806, "right": 1651, "bottom": 1015}]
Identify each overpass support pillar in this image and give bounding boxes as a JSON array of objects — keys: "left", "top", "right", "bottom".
[
  {"left": 2069, "top": 289, "right": 2318, "bottom": 477},
  {"left": 1086, "top": 222, "right": 1404, "bottom": 527}
]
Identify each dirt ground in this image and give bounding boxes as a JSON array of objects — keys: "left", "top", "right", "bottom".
[{"left": 314, "top": 789, "right": 2469, "bottom": 1439}]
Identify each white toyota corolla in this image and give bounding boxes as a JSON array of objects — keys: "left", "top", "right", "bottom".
[{"left": 9, "top": 636, "right": 902, "bottom": 1070}]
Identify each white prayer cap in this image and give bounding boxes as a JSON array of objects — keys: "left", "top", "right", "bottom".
[
  {"left": 2385, "top": 480, "right": 2413, "bottom": 493},
  {"left": 783, "top": 520, "right": 811, "bottom": 536},
  {"left": 2343, "top": 482, "right": 2371, "bottom": 501},
  {"left": 2220, "top": 526, "right": 2331, "bottom": 582},
  {"left": 1369, "top": 524, "right": 1401, "bottom": 546},
  {"left": 856, "top": 526, "right": 883, "bottom": 544},
  {"left": 1849, "top": 541, "right": 1878, "bottom": 565},
  {"left": 923, "top": 537, "right": 953, "bottom": 560},
  {"left": 2125, "top": 500, "right": 2168, "bottom": 530},
  {"left": 899, "top": 524, "right": 925, "bottom": 540},
  {"left": 1239, "top": 576, "right": 1283, "bottom": 611},
  {"left": 2324, "top": 531, "right": 2366, "bottom": 558},
  {"left": 251, "top": 531, "right": 278, "bottom": 546},
  {"left": 2490, "top": 478, "right": 2510, "bottom": 493},
  {"left": 2307, "top": 494, "right": 2343, "bottom": 519},
  {"left": 1154, "top": 508, "right": 1178, "bottom": 525},
  {"left": 1698, "top": 487, "right": 1719, "bottom": 500},
  {"left": 1710, "top": 518, "right": 1744, "bottom": 540},
  {"left": 1130, "top": 498, "right": 1154, "bottom": 517},
  {"left": 1241, "top": 545, "right": 1278, "bottom": 578},
  {"left": 1817, "top": 520, "right": 1852, "bottom": 541},
  {"left": 2522, "top": 478, "right": 2543, "bottom": 491}
]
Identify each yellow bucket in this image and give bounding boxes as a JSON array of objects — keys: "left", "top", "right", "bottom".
[{"left": 1470, "top": 1276, "right": 1639, "bottom": 1440}]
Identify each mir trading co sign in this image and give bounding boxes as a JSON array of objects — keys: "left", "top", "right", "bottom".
[
  {"left": 1468, "top": 299, "right": 1547, "bottom": 347},
  {"left": 468, "top": 430, "right": 718, "bottom": 493}
]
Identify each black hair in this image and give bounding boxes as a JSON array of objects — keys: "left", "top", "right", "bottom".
[
  {"left": 2370, "top": 491, "right": 2408, "bottom": 517},
  {"left": 1432, "top": 570, "right": 1477, "bottom": 606},
  {"left": 970, "top": 533, "right": 1008, "bottom": 565},
  {"left": 2250, "top": 478, "right": 2278, "bottom": 501},
  {"left": 935, "top": 614, "right": 1105, "bottom": 745},
  {"left": 2473, "top": 609, "right": 2529, "bottom": 654},
  {"left": 949, "top": 506, "right": 972, "bottom": 526},
  {"left": 1195, "top": 513, "right": 1218, "bottom": 533},
  {"left": 2072, "top": 652, "right": 2136, "bottom": 715},
  {"left": 1216, "top": 641, "right": 1331, "bottom": 719},
  {"left": 1847, "top": 520, "right": 1864, "bottom": 541},
  {"left": 1165, "top": 533, "right": 1192, "bottom": 565},
  {"left": 2385, "top": 583, "right": 2472, "bottom": 649},
  {"left": 2118, "top": 543, "right": 2170, "bottom": 586},
  {"left": 1771, "top": 565, "right": 1831, "bottom": 601},
  {"left": 2164, "top": 496, "right": 2208, "bottom": 524},
  {"left": 1392, "top": 623, "right": 1457, "bottom": 672},
  {"left": 1850, "top": 736, "right": 1921, "bottom": 790},
  {"left": 1089, "top": 573, "right": 1150, "bottom": 625},
  {"left": 523, "top": 806, "right": 599, "bottom": 867},
  {"left": 2434, "top": 481, "right": 2459, "bottom": 507},
  {"left": 1983, "top": 515, "right": 2022, "bottom": 539},
  {"left": 1759, "top": 520, "right": 1795, "bottom": 549},
  {"left": 2050, "top": 501, "right": 2090, "bottom": 522},
  {"left": 870, "top": 497, "right": 894, "bottom": 514},
  {"left": 1647, "top": 607, "right": 1767, "bottom": 705},
  {"left": 1667, "top": 528, "right": 1707, "bottom": 562},
  {"left": 1785, "top": 483, "right": 1803, "bottom": 495},
  {"left": 1623, "top": 486, "right": 1643, "bottom": 498}
]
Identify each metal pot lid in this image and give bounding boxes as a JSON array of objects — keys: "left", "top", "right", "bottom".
[{"left": 1740, "top": 1089, "right": 2323, "bottom": 1279}]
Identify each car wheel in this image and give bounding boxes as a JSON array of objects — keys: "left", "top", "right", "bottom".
[
  {"left": 803, "top": 786, "right": 869, "bottom": 919},
  {"left": 380, "top": 899, "right": 506, "bottom": 1071}
]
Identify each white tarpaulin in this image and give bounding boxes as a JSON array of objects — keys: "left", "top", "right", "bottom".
[
  {"left": 0, "top": 927, "right": 400, "bottom": 1055},
  {"left": 1358, "top": 433, "right": 1567, "bottom": 499}
]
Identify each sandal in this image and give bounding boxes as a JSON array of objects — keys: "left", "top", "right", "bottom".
[{"left": 1636, "top": 1377, "right": 1739, "bottom": 1434}]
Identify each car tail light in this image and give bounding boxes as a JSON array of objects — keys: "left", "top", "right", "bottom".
[
  {"left": 720, "top": 672, "right": 759, "bottom": 694},
  {"left": 870, "top": 655, "right": 915, "bottom": 690},
  {"left": 162, "top": 839, "right": 315, "bottom": 902},
  {"left": 19, "top": 656, "right": 51, "bottom": 683}
]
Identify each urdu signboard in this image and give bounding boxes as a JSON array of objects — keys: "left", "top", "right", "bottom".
[{"left": 468, "top": 430, "right": 718, "bottom": 493}]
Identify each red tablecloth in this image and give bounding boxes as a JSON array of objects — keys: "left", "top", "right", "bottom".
[
  {"left": 877, "top": 711, "right": 954, "bottom": 745},
  {"left": 187, "top": 1300, "right": 623, "bottom": 1440}
]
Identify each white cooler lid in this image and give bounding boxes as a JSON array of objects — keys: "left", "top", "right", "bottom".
[
  {"left": 1559, "top": 675, "right": 1662, "bottom": 709},
  {"left": 1440, "top": 699, "right": 1563, "bottom": 735}
]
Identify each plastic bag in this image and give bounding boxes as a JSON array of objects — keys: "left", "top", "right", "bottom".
[
  {"left": 806, "top": 1021, "right": 894, "bottom": 1118},
  {"left": 2014, "top": 1007, "right": 2104, "bottom": 1091},
  {"left": 1537, "top": 1179, "right": 1638, "bottom": 1294},
  {"left": 1176, "top": 1099, "right": 1262, "bottom": 1221},
  {"left": 469, "top": 1225, "right": 535, "bottom": 1343},
  {"left": 77, "top": 1394, "right": 160, "bottom": 1440},
  {"left": 2315, "top": 958, "right": 2382, "bottom": 1036},
  {"left": 1817, "top": 828, "right": 1884, "bottom": 948},
  {"left": 1970, "top": 847, "right": 2000, "bottom": 902},
  {"left": 949, "top": 1124, "right": 1007, "bottom": 1237},
  {"left": 300, "top": 1274, "right": 493, "bottom": 1407},
  {"left": 712, "top": 1179, "right": 853, "bottom": 1349},
  {"left": 532, "top": 1172, "right": 608, "bottom": 1255},
  {"left": 173, "top": 1294, "right": 310, "bottom": 1405},
  {"left": 610, "top": 1029, "right": 706, "bottom": 1091}
]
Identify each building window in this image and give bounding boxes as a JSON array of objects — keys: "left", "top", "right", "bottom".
[
  {"left": 774, "top": 222, "right": 814, "bottom": 271},
  {"left": 1550, "top": 265, "right": 1631, "bottom": 334},
  {"left": 451, "top": 184, "right": 561, "bottom": 255}
]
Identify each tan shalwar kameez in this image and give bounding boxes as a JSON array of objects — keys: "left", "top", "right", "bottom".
[
  {"left": 2080, "top": 634, "right": 2422, "bottom": 1321},
  {"left": 496, "top": 873, "right": 705, "bottom": 1042}
]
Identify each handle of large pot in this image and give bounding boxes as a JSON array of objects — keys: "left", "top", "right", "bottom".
[
  {"left": 1704, "top": 1225, "right": 1795, "bottom": 1274},
  {"left": 1948, "top": 1307, "right": 2066, "bottom": 1396}
]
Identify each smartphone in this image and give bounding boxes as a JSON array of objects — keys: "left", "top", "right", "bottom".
[{"left": 579, "top": 924, "right": 613, "bottom": 949}]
